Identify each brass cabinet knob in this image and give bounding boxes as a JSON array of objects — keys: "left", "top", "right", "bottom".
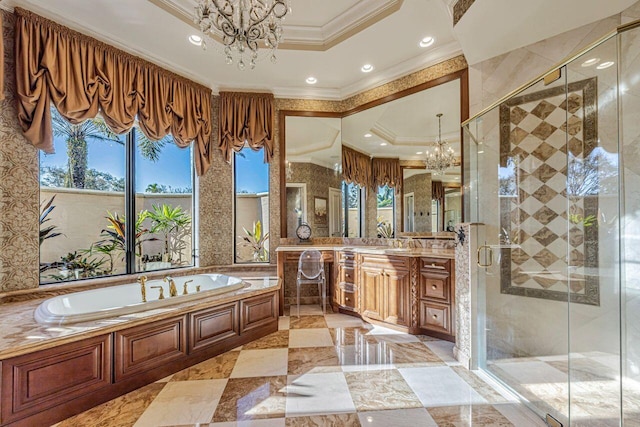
[
  {"left": 431, "top": 285, "right": 437, "bottom": 290},
  {"left": 432, "top": 314, "right": 438, "bottom": 319},
  {"left": 345, "top": 297, "right": 350, "bottom": 302}
]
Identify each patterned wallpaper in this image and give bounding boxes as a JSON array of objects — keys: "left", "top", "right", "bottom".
[
  {"left": 286, "top": 162, "right": 342, "bottom": 238},
  {"left": 499, "top": 78, "right": 599, "bottom": 306},
  {"left": 0, "top": 11, "right": 40, "bottom": 292},
  {"left": 403, "top": 173, "right": 433, "bottom": 232}
]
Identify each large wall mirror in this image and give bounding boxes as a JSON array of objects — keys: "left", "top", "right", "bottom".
[{"left": 280, "top": 69, "right": 468, "bottom": 239}]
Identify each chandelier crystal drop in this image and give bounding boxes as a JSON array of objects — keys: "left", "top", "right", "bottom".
[
  {"left": 194, "top": 0, "right": 290, "bottom": 70},
  {"left": 285, "top": 160, "right": 293, "bottom": 180},
  {"left": 425, "top": 113, "right": 455, "bottom": 175}
]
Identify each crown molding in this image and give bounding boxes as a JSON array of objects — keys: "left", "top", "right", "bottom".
[{"left": 148, "top": 0, "right": 403, "bottom": 51}]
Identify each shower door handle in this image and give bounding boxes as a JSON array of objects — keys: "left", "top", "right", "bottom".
[{"left": 477, "top": 245, "right": 493, "bottom": 268}]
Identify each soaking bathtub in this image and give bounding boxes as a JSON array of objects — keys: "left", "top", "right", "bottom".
[{"left": 34, "top": 274, "right": 247, "bottom": 325}]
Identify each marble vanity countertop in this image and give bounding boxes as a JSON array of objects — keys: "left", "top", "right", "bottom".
[
  {"left": 0, "top": 277, "right": 280, "bottom": 360},
  {"left": 276, "top": 245, "right": 455, "bottom": 259}
]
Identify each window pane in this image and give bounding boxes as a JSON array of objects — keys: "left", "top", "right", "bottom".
[
  {"left": 376, "top": 185, "right": 394, "bottom": 238},
  {"left": 40, "top": 109, "right": 126, "bottom": 283},
  {"left": 343, "top": 182, "right": 361, "bottom": 237},
  {"left": 235, "top": 148, "right": 269, "bottom": 263},
  {"left": 135, "top": 130, "right": 194, "bottom": 272}
]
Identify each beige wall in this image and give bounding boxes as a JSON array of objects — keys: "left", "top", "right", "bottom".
[{"left": 403, "top": 173, "right": 432, "bottom": 232}]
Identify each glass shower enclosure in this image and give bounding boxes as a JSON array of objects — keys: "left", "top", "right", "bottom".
[{"left": 463, "top": 21, "right": 640, "bottom": 426}]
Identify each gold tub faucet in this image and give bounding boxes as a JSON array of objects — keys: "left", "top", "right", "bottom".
[
  {"left": 183, "top": 279, "right": 194, "bottom": 295},
  {"left": 137, "top": 275, "right": 148, "bottom": 302},
  {"left": 164, "top": 276, "right": 178, "bottom": 297}
]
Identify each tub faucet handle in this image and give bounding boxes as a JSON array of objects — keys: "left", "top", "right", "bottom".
[
  {"left": 137, "top": 275, "right": 148, "bottom": 302},
  {"left": 183, "top": 279, "right": 194, "bottom": 295},
  {"left": 150, "top": 285, "right": 165, "bottom": 300},
  {"left": 196, "top": 285, "right": 201, "bottom": 292},
  {"left": 163, "top": 276, "right": 178, "bottom": 297}
]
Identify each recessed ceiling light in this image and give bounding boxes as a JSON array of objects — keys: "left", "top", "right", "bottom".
[
  {"left": 597, "top": 61, "right": 615, "bottom": 69},
  {"left": 380, "top": 142, "right": 388, "bottom": 146},
  {"left": 581, "top": 57, "right": 599, "bottom": 67},
  {"left": 416, "top": 151, "right": 423, "bottom": 155},
  {"left": 361, "top": 64, "right": 374, "bottom": 73},
  {"left": 305, "top": 76, "right": 317, "bottom": 84},
  {"left": 188, "top": 35, "right": 203, "bottom": 46},
  {"left": 419, "top": 36, "right": 435, "bottom": 48},
  {"left": 364, "top": 133, "right": 372, "bottom": 138}
]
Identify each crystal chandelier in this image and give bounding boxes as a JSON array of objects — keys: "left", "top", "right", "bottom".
[
  {"left": 194, "top": 0, "right": 290, "bottom": 70},
  {"left": 425, "top": 113, "right": 455, "bottom": 175},
  {"left": 285, "top": 160, "right": 293, "bottom": 180}
]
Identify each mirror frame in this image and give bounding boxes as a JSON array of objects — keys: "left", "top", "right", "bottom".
[{"left": 279, "top": 68, "right": 469, "bottom": 238}]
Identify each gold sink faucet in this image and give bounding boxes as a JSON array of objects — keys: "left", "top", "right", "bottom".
[
  {"left": 137, "top": 275, "right": 148, "bottom": 302},
  {"left": 183, "top": 279, "right": 194, "bottom": 295},
  {"left": 164, "top": 276, "right": 178, "bottom": 297},
  {"left": 150, "top": 285, "right": 165, "bottom": 300}
]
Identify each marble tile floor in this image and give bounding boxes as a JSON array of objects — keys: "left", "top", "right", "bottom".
[{"left": 53, "top": 306, "right": 546, "bottom": 427}]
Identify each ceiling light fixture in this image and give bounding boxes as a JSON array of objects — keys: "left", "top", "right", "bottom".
[
  {"left": 597, "top": 61, "right": 615, "bottom": 69},
  {"left": 380, "top": 142, "right": 388, "bottom": 146},
  {"left": 361, "top": 64, "right": 374, "bottom": 73},
  {"left": 364, "top": 133, "right": 372, "bottom": 138},
  {"left": 419, "top": 36, "right": 435, "bottom": 48},
  {"left": 188, "top": 34, "right": 203, "bottom": 46},
  {"left": 305, "top": 76, "right": 317, "bottom": 84},
  {"left": 416, "top": 151, "right": 423, "bottom": 155},
  {"left": 581, "top": 57, "right": 600, "bottom": 67},
  {"left": 194, "top": 0, "right": 291, "bottom": 70},
  {"left": 425, "top": 113, "right": 455, "bottom": 175}
]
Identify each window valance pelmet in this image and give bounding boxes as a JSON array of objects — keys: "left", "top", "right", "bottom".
[
  {"left": 14, "top": 8, "right": 213, "bottom": 175},
  {"left": 371, "top": 157, "right": 401, "bottom": 191},
  {"left": 219, "top": 91, "right": 274, "bottom": 163},
  {"left": 342, "top": 145, "right": 372, "bottom": 189}
]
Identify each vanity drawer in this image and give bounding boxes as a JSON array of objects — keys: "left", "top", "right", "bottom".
[
  {"left": 338, "top": 250, "right": 356, "bottom": 264},
  {"left": 359, "top": 254, "right": 411, "bottom": 271},
  {"left": 420, "top": 257, "right": 451, "bottom": 272},
  {"left": 340, "top": 265, "right": 356, "bottom": 284},
  {"left": 420, "top": 301, "right": 451, "bottom": 335},
  {"left": 420, "top": 271, "right": 450, "bottom": 302},
  {"left": 341, "top": 289, "right": 357, "bottom": 310}
]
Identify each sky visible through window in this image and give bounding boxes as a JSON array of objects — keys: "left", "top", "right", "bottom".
[
  {"left": 235, "top": 149, "right": 269, "bottom": 194},
  {"left": 40, "top": 132, "right": 193, "bottom": 190}
]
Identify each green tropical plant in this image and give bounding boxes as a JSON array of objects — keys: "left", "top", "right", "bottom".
[
  {"left": 50, "top": 108, "right": 168, "bottom": 189},
  {"left": 377, "top": 186, "right": 394, "bottom": 208},
  {"left": 239, "top": 220, "right": 270, "bottom": 262},
  {"left": 39, "top": 195, "right": 63, "bottom": 246},
  {"left": 146, "top": 204, "right": 192, "bottom": 263},
  {"left": 50, "top": 251, "right": 107, "bottom": 280},
  {"left": 96, "top": 211, "right": 157, "bottom": 266}
]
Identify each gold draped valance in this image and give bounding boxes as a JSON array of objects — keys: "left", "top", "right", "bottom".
[
  {"left": 14, "top": 8, "right": 213, "bottom": 175},
  {"left": 342, "top": 145, "right": 372, "bottom": 188},
  {"left": 219, "top": 91, "right": 274, "bottom": 163},
  {"left": 371, "top": 157, "right": 401, "bottom": 191}
]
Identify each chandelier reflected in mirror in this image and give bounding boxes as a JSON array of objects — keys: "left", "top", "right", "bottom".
[
  {"left": 194, "top": 0, "right": 291, "bottom": 70},
  {"left": 425, "top": 113, "right": 455, "bottom": 175}
]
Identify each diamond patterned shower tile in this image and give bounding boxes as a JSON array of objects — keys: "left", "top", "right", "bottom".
[
  {"left": 544, "top": 107, "right": 568, "bottom": 129},
  {"left": 510, "top": 248, "right": 530, "bottom": 266},
  {"left": 569, "top": 249, "right": 585, "bottom": 266},
  {"left": 533, "top": 163, "right": 561, "bottom": 182},
  {"left": 562, "top": 115, "right": 583, "bottom": 137},
  {"left": 519, "top": 155, "right": 544, "bottom": 174},
  {"left": 510, "top": 127, "right": 529, "bottom": 145},
  {"left": 533, "top": 248, "right": 561, "bottom": 268},
  {"left": 511, "top": 207, "right": 530, "bottom": 224},
  {"left": 546, "top": 216, "right": 567, "bottom": 237},
  {"left": 568, "top": 137, "right": 584, "bottom": 156},
  {"left": 532, "top": 227, "right": 559, "bottom": 246},
  {"left": 531, "top": 141, "right": 558, "bottom": 162},
  {"left": 546, "top": 150, "right": 567, "bottom": 171},
  {"left": 510, "top": 106, "right": 529, "bottom": 125},
  {"left": 520, "top": 216, "right": 544, "bottom": 236},
  {"left": 518, "top": 134, "right": 545, "bottom": 154},
  {"left": 531, "top": 185, "right": 558, "bottom": 204},
  {"left": 559, "top": 92, "right": 583, "bottom": 114},
  {"left": 530, "top": 100, "right": 557, "bottom": 120},
  {"left": 532, "top": 273, "right": 562, "bottom": 289},
  {"left": 546, "top": 173, "right": 568, "bottom": 193},
  {"left": 517, "top": 113, "right": 543, "bottom": 133},
  {"left": 520, "top": 174, "right": 545, "bottom": 195},
  {"left": 521, "top": 238, "right": 544, "bottom": 257},
  {"left": 533, "top": 206, "right": 559, "bottom": 225},
  {"left": 531, "top": 122, "right": 558, "bottom": 141}
]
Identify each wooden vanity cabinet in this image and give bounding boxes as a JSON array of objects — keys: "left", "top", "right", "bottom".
[
  {"left": 359, "top": 255, "right": 411, "bottom": 327},
  {"left": 334, "top": 250, "right": 358, "bottom": 313},
  {"left": 419, "top": 257, "right": 455, "bottom": 340}
]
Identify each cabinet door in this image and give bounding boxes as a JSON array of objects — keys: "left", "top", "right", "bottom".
[
  {"left": 419, "top": 301, "right": 451, "bottom": 335},
  {"left": 189, "top": 302, "right": 239, "bottom": 354},
  {"left": 1, "top": 334, "right": 112, "bottom": 424},
  {"left": 360, "top": 265, "right": 384, "bottom": 321},
  {"left": 384, "top": 268, "right": 411, "bottom": 326},
  {"left": 240, "top": 292, "right": 278, "bottom": 334},
  {"left": 115, "top": 316, "right": 187, "bottom": 382}
]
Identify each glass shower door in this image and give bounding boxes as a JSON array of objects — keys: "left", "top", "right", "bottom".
[{"left": 470, "top": 73, "right": 572, "bottom": 425}]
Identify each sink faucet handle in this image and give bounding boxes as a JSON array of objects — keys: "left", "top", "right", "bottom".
[
  {"left": 137, "top": 275, "right": 148, "bottom": 302},
  {"left": 163, "top": 275, "right": 172, "bottom": 282},
  {"left": 183, "top": 279, "right": 194, "bottom": 295},
  {"left": 137, "top": 275, "right": 148, "bottom": 283},
  {"left": 150, "top": 285, "right": 165, "bottom": 300}
]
